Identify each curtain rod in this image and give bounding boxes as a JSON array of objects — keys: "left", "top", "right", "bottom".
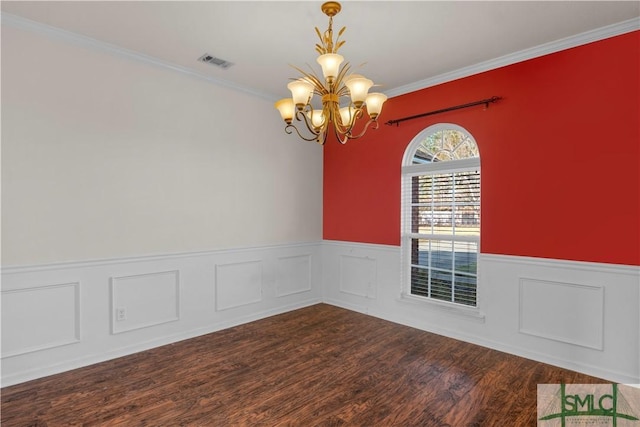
[{"left": 385, "top": 96, "right": 502, "bottom": 127}]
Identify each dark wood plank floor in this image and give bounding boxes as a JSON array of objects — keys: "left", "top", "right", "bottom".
[{"left": 1, "top": 304, "right": 605, "bottom": 426}]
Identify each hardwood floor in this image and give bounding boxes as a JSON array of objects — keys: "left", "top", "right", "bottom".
[{"left": 1, "top": 304, "right": 605, "bottom": 426}]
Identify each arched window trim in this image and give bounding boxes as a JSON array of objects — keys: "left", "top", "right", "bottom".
[{"left": 400, "top": 123, "right": 484, "bottom": 318}]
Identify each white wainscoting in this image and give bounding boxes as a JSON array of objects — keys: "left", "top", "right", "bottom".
[
  {"left": 322, "top": 240, "right": 640, "bottom": 384},
  {"left": 1, "top": 242, "right": 322, "bottom": 386},
  {"left": 3, "top": 240, "right": 638, "bottom": 386}
]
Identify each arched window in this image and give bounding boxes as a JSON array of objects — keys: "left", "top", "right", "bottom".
[{"left": 401, "top": 124, "right": 480, "bottom": 307}]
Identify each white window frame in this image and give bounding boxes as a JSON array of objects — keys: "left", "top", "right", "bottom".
[{"left": 400, "top": 123, "right": 483, "bottom": 318}]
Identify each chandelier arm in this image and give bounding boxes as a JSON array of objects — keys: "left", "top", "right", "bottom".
[
  {"left": 285, "top": 123, "right": 322, "bottom": 142},
  {"left": 333, "top": 124, "right": 350, "bottom": 145},
  {"left": 341, "top": 106, "right": 364, "bottom": 134},
  {"left": 331, "top": 103, "right": 362, "bottom": 144},
  {"left": 332, "top": 106, "right": 351, "bottom": 134},
  {"left": 346, "top": 118, "right": 380, "bottom": 140},
  {"left": 333, "top": 119, "right": 348, "bottom": 135},
  {"left": 318, "top": 130, "right": 328, "bottom": 145},
  {"left": 295, "top": 108, "right": 323, "bottom": 137}
]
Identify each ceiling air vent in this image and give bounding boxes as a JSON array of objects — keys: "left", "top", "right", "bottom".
[{"left": 198, "top": 53, "right": 233, "bottom": 70}]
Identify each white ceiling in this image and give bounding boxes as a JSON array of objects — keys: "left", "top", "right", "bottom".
[{"left": 2, "top": 1, "right": 639, "bottom": 101}]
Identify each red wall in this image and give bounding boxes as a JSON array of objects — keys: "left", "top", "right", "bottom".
[{"left": 323, "top": 31, "right": 640, "bottom": 266}]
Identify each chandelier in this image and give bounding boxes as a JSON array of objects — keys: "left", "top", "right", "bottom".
[{"left": 274, "top": 1, "right": 387, "bottom": 145}]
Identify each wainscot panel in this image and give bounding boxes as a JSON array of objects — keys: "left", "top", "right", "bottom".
[
  {"left": 215, "top": 261, "right": 263, "bottom": 311},
  {"left": 276, "top": 255, "right": 312, "bottom": 297},
  {"left": 339, "top": 255, "right": 377, "bottom": 299},
  {"left": 1, "top": 282, "right": 80, "bottom": 358},
  {"left": 111, "top": 271, "right": 180, "bottom": 334},
  {"left": 518, "top": 278, "right": 604, "bottom": 350}
]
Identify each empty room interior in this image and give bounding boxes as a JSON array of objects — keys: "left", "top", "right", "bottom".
[{"left": 1, "top": 1, "right": 639, "bottom": 425}]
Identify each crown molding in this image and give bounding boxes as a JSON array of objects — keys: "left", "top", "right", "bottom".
[
  {"left": 384, "top": 17, "right": 640, "bottom": 98},
  {"left": 1, "top": 12, "right": 280, "bottom": 102},
  {"left": 2, "top": 12, "right": 638, "bottom": 101}
]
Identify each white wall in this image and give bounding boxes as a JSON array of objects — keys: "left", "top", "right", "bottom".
[
  {"left": 1, "top": 23, "right": 323, "bottom": 266},
  {"left": 0, "top": 18, "right": 324, "bottom": 387}
]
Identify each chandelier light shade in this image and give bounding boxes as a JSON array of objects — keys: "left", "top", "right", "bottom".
[{"left": 274, "top": 1, "right": 387, "bottom": 145}]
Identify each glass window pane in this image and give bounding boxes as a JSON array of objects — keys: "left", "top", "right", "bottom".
[
  {"left": 431, "top": 174, "right": 453, "bottom": 205},
  {"left": 412, "top": 207, "right": 434, "bottom": 234},
  {"left": 454, "top": 172, "right": 480, "bottom": 204},
  {"left": 430, "top": 240, "right": 453, "bottom": 271},
  {"left": 430, "top": 270, "right": 452, "bottom": 302},
  {"left": 453, "top": 241, "right": 478, "bottom": 275},
  {"left": 410, "top": 238, "right": 429, "bottom": 267},
  {"left": 412, "top": 130, "right": 479, "bottom": 163},
  {"left": 454, "top": 207, "right": 480, "bottom": 235},
  {"left": 454, "top": 274, "right": 477, "bottom": 306},
  {"left": 413, "top": 175, "right": 433, "bottom": 204},
  {"left": 410, "top": 267, "right": 429, "bottom": 297}
]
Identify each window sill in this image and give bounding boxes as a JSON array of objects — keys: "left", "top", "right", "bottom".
[{"left": 397, "top": 293, "right": 486, "bottom": 322}]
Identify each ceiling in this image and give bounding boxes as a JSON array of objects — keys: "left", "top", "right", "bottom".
[{"left": 2, "top": 1, "right": 639, "bottom": 101}]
